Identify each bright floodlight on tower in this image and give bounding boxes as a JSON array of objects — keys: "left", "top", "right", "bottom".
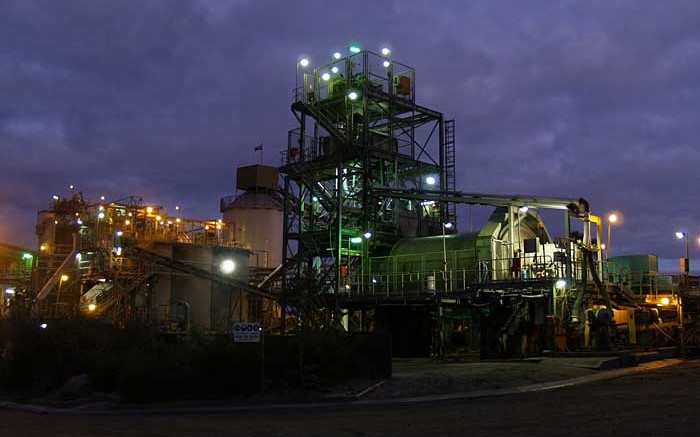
[
  {"left": 347, "top": 90, "right": 359, "bottom": 100},
  {"left": 350, "top": 236, "right": 363, "bottom": 244},
  {"left": 425, "top": 176, "right": 436, "bottom": 185},
  {"left": 220, "top": 259, "right": 236, "bottom": 274},
  {"left": 555, "top": 279, "right": 567, "bottom": 289},
  {"left": 321, "top": 72, "right": 331, "bottom": 81},
  {"left": 60, "top": 274, "right": 69, "bottom": 282},
  {"left": 382, "top": 60, "right": 391, "bottom": 68},
  {"left": 519, "top": 205, "right": 529, "bottom": 213},
  {"left": 88, "top": 303, "right": 96, "bottom": 312},
  {"left": 349, "top": 45, "right": 361, "bottom": 54},
  {"left": 98, "top": 212, "right": 105, "bottom": 219},
  {"left": 299, "top": 58, "right": 309, "bottom": 67},
  {"left": 331, "top": 66, "right": 339, "bottom": 74},
  {"left": 676, "top": 231, "right": 686, "bottom": 240},
  {"left": 333, "top": 52, "right": 342, "bottom": 60},
  {"left": 608, "top": 213, "right": 618, "bottom": 223},
  {"left": 363, "top": 231, "right": 373, "bottom": 240},
  {"left": 444, "top": 222, "right": 453, "bottom": 229},
  {"left": 381, "top": 47, "right": 391, "bottom": 56}
]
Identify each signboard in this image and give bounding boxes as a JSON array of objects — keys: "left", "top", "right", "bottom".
[{"left": 232, "top": 322, "right": 261, "bottom": 343}]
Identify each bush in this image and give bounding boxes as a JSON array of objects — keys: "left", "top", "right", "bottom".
[{"left": 0, "top": 314, "right": 391, "bottom": 403}]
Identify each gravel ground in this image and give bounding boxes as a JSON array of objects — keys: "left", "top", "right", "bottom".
[{"left": 365, "top": 357, "right": 603, "bottom": 398}]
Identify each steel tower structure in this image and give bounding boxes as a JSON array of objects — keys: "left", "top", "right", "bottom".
[{"left": 280, "top": 47, "right": 456, "bottom": 319}]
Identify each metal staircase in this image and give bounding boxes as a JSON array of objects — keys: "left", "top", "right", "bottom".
[
  {"left": 91, "top": 258, "right": 150, "bottom": 315},
  {"left": 293, "top": 101, "right": 348, "bottom": 147},
  {"left": 444, "top": 119, "right": 457, "bottom": 221}
]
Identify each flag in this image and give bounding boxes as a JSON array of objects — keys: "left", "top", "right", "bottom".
[{"left": 254, "top": 143, "right": 263, "bottom": 151}]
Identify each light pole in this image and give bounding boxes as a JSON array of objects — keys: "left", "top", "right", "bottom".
[
  {"left": 676, "top": 231, "right": 689, "bottom": 280},
  {"left": 676, "top": 231, "right": 689, "bottom": 353},
  {"left": 296, "top": 58, "right": 309, "bottom": 101},
  {"left": 606, "top": 213, "right": 618, "bottom": 260},
  {"left": 442, "top": 222, "right": 453, "bottom": 292},
  {"left": 96, "top": 211, "right": 105, "bottom": 247},
  {"left": 57, "top": 274, "right": 68, "bottom": 315}
]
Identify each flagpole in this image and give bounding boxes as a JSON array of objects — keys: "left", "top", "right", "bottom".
[{"left": 255, "top": 143, "right": 264, "bottom": 164}]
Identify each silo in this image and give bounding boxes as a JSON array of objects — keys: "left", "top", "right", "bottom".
[{"left": 221, "top": 165, "right": 283, "bottom": 268}]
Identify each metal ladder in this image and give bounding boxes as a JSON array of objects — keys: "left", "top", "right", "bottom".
[{"left": 444, "top": 119, "right": 457, "bottom": 221}]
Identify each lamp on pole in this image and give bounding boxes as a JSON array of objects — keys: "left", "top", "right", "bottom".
[
  {"left": 676, "top": 231, "right": 689, "bottom": 281},
  {"left": 296, "top": 58, "right": 309, "bottom": 101},
  {"left": 606, "top": 213, "right": 618, "bottom": 260},
  {"left": 442, "top": 222, "right": 453, "bottom": 292},
  {"left": 57, "top": 274, "right": 68, "bottom": 315}
]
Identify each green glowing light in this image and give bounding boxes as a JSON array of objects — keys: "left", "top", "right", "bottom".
[
  {"left": 350, "top": 237, "right": 363, "bottom": 244},
  {"left": 349, "top": 45, "right": 361, "bottom": 54},
  {"left": 22, "top": 253, "right": 33, "bottom": 260}
]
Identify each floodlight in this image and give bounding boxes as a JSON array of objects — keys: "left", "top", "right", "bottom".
[
  {"left": 425, "top": 176, "right": 436, "bottom": 185},
  {"left": 555, "top": 279, "right": 567, "bottom": 289},
  {"left": 519, "top": 206, "right": 529, "bottom": 213},
  {"left": 676, "top": 231, "right": 686, "bottom": 240},
  {"left": 381, "top": 47, "right": 391, "bottom": 56},
  {"left": 444, "top": 222, "right": 453, "bottom": 229},
  {"left": 349, "top": 45, "right": 361, "bottom": 54},
  {"left": 350, "top": 237, "right": 363, "bottom": 244},
  {"left": 321, "top": 72, "right": 331, "bottom": 81},
  {"left": 363, "top": 231, "right": 372, "bottom": 240},
  {"left": 347, "top": 91, "right": 358, "bottom": 100},
  {"left": 220, "top": 259, "right": 236, "bottom": 274},
  {"left": 383, "top": 60, "right": 390, "bottom": 68},
  {"left": 98, "top": 212, "right": 105, "bottom": 219},
  {"left": 660, "top": 297, "right": 670, "bottom": 305},
  {"left": 88, "top": 303, "right": 96, "bottom": 312},
  {"left": 333, "top": 52, "right": 342, "bottom": 60},
  {"left": 331, "top": 66, "right": 339, "bottom": 74},
  {"left": 299, "top": 58, "right": 309, "bottom": 67}
]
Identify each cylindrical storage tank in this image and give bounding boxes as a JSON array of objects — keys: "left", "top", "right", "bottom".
[
  {"left": 222, "top": 192, "right": 283, "bottom": 268},
  {"left": 150, "top": 242, "right": 250, "bottom": 331},
  {"left": 221, "top": 165, "right": 283, "bottom": 269}
]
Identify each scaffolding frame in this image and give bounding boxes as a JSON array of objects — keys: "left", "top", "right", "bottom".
[{"left": 280, "top": 50, "right": 456, "bottom": 331}]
